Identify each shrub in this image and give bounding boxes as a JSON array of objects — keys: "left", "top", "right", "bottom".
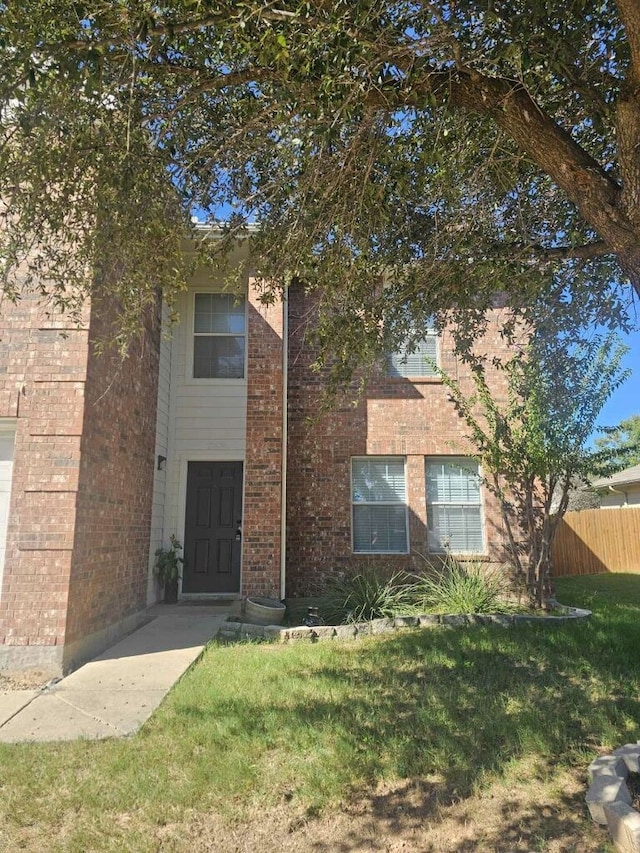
[
  {"left": 154, "top": 534, "right": 183, "bottom": 584},
  {"left": 322, "top": 568, "right": 418, "bottom": 624},
  {"left": 412, "top": 556, "right": 514, "bottom": 615}
]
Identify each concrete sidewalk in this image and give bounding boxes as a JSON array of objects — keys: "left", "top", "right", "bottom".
[{"left": 0, "top": 603, "right": 232, "bottom": 743}]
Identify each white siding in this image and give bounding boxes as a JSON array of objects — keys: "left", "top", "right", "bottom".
[
  {"left": 0, "top": 422, "right": 16, "bottom": 601},
  {"left": 600, "top": 489, "right": 640, "bottom": 508},
  {"left": 162, "top": 287, "right": 247, "bottom": 553},
  {"left": 147, "top": 311, "right": 173, "bottom": 604}
]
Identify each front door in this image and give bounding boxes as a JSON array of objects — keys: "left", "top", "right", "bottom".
[{"left": 183, "top": 461, "right": 243, "bottom": 594}]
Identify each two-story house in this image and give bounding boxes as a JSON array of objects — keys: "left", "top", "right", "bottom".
[{"left": 0, "top": 245, "right": 507, "bottom": 674}]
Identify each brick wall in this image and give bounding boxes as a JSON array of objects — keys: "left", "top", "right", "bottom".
[
  {"left": 0, "top": 290, "right": 160, "bottom": 673},
  {"left": 242, "top": 281, "right": 284, "bottom": 598},
  {"left": 0, "top": 293, "right": 89, "bottom": 670},
  {"left": 63, "top": 297, "right": 160, "bottom": 668},
  {"left": 285, "top": 287, "right": 510, "bottom": 596}
]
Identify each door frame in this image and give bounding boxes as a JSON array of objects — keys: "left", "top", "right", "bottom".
[{"left": 175, "top": 451, "right": 246, "bottom": 599}]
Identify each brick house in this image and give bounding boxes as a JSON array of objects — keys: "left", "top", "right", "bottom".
[{"left": 0, "top": 248, "right": 508, "bottom": 674}]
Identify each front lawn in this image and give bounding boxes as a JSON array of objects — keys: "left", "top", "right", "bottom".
[{"left": 1, "top": 573, "right": 638, "bottom": 852}]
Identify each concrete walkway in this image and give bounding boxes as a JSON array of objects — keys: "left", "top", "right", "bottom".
[{"left": 0, "top": 603, "right": 233, "bottom": 743}]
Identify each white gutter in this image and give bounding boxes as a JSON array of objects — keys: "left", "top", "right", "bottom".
[
  {"left": 607, "top": 485, "right": 629, "bottom": 505},
  {"left": 280, "top": 289, "right": 288, "bottom": 600}
]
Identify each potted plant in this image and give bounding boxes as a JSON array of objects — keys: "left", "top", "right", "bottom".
[
  {"left": 245, "top": 594, "right": 287, "bottom": 626},
  {"left": 154, "top": 535, "right": 183, "bottom": 604}
]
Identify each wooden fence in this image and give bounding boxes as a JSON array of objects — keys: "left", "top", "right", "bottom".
[{"left": 552, "top": 507, "right": 640, "bottom": 577}]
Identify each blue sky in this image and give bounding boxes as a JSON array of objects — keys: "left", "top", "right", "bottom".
[{"left": 595, "top": 326, "right": 640, "bottom": 434}]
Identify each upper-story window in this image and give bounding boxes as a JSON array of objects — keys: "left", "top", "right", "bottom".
[
  {"left": 193, "top": 293, "right": 246, "bottom": 379},
  {"left": 388, "top": 329, "right": 438, "bottom": 378}
]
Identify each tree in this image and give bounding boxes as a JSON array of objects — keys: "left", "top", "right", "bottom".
[
  {"left": 594, "top": 414, "right": 640, "bottom": 468},
  {"left": 0, "top": 2, "right": 638, "bottom": 355},
  {"left": 441, "top": 326, "right": 630, "bottom": 607}
]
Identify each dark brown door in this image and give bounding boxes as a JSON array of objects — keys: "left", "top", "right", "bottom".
[{"left": 183, "top": 461, "right": 243, "bottom": 594}]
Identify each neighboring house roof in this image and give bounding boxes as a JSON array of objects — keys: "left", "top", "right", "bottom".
[
  {"left": 566, "top": 485, "right": 601, "bottom": 511},
  {"left": 550, "top": 477, "right": 600, "bottom": 513},
  {"left": 591, "top": 463, "right": 640, "bottom": 491}
]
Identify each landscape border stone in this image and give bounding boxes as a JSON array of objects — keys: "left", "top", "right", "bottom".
[
  {"left": 586, "top": 743, "right": 640, "bottom": 851},
  {"left": 216, "top": 601, "right": 591, "bottom": 645}
]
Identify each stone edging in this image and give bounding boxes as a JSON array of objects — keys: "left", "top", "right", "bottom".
[
  {"left": 217, "top": 602, "right": 591, "bottom": 644},
  {"left": 586, "top": 745, "right": 640, "bottom": 852}
]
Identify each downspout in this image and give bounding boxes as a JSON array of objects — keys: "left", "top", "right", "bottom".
[
  {"left": 280, "top": 289, "right": 288, "bottom": 600},
  {"left": 607, "top": 485, "right": 629, "bottom": 506}
]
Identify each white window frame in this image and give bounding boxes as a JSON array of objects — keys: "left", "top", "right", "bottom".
[
  {"left": 425, "top": 456, "right": 485, "bottom": 555},
  {"left": 0, "top": 419, "right": 17, "bottom": 604},
  {"left": 187, "top": 291, "right": 247, "bottom": 383},
  {"left": 351, "top": 456, "right": 409, "bottom": 554},
  {"left": 388, "top": 328, "right": 439, "bottom": 378}
]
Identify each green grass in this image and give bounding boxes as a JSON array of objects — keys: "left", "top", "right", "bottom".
[{"left": 2, "top": 573, "right": 639, "bottom": 851}]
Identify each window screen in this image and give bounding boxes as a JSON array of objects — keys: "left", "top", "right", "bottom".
[
  {"left": 426, "top": 458, "right": 484, "bottom": 553},
  {"left": 351, "top": 457, "right": 408, "bottom": 553},
  {"left": 388, "top": 333, "right": 438, "bottom": 378},
  {"left": 193, "top": 293, "right": 246, "bottom": 378}
]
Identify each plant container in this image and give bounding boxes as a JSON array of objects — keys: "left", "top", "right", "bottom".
[{"left": 245, "top": 597, "right": 286, "bottom": 626}]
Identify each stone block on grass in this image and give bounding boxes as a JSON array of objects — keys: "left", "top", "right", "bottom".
[
  {"left": 485, "top": 614, "right": 515, "bottom": 627},
  {"left": 418, "top": 614, "right": 440, "bottom": 628},
  {"left": 309, "top": 626, "right": 335, "bottom": 641},
  {"left": 238, "top": 623, "right": 267, "bottom": 638},
  {"left": 613, "top": 745, "right": 640, "bottom": 773},
  {"left": 441, "top": 614, "right": 469, "bottom": 627},
  {"left": 370, "top": 618, "right": 394, "bottom": 634},
  {"left": 217, "top": 630, "right": 239, "bottom": 643},
  {"left": 604, "top": 801, "right": 640, "bottom": 853},
  {"left": 286, "top": 627, "right": 313, "bottom": 642},
  {"left": 332, "top": 624, "right": 357, "bottom": 640},
  {"left": 589, "top": 755, "right": 629, "bottom": 781},
  {"left": 263, "top": 626, "right": 287, "bottom": 642},
  {"left": 586, "top": 776, "right": 632, "bottom": 825},
  {"left": 466, "top": 614, "right": 489, "bottom": 627},
  {"left": 393, "top": 616, "right": 419, "bottom": 628}
]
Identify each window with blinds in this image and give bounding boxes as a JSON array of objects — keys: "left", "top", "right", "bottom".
[
  {"left": 425, "top": 457, "right": 484, "bottom": 554},
  {"left": 388, "top": 332, "right": 438, "bottom": 378},
  {"left": 351, "top": 457, "right": 408, "bottom": 553},
  {"left": 193, "top": 293, "right": 246, "bottom": 379}
]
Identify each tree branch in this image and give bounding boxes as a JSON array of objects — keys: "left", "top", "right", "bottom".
[
  {"left": 614, "top": 0, "right": 640, "bottom": 251},
  {"left": 532, "top": 241, "right": 611, "bottom": 261},
  {"left": 137, "top": 60, "right": 269, "bottom": 92},
  {"left": 44, "top": 7, "right": 304, "bottom": 55},
  {"left": 617, "top": 0, "right": 640, "bottom": 89},
  {"left": 395, "top": 65, "right": 640, "bottom": 291}
]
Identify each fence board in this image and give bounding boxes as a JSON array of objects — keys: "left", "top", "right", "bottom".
[{"left": 552, "top": 507, "right": 640, "bottom": 576}]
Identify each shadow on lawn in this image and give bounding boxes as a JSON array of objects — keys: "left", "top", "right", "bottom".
[
  {"left": 302, "top": 773, "right": 599, "bottom": 852},
  {"left": 178, "top": 601, "right": 640, "bottom": 806}
]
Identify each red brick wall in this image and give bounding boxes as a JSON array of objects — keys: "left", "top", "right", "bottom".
[
  {"left": 0, "top": 294, "right": 89, "bottom": 667},
  {"left": 0, "top": 290, "right": 160, "bottom": 672},
  {"left": 63, "top": 298, "right": 160, "bottom": 659},
  {"left": 285, "top": 287, "right": 510, "bottom": 595},
  {"left": 242, "top": 281, "right": 284, "bottom": 598}
]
